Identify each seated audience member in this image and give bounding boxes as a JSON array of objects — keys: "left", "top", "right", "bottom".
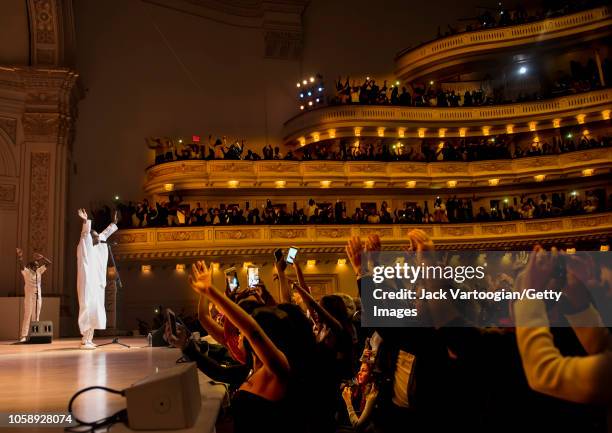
[{"left": 339, "top": 361, "right": 379, "bottom": 432}]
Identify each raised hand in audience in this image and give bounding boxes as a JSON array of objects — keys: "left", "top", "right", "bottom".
[{"left": 346, "top": 236, "right": 365, "bottom": 276}]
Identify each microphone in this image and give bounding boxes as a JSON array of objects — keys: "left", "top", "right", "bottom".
[{"left": 100, "top": 240, "right": 119, "bottom": 246}]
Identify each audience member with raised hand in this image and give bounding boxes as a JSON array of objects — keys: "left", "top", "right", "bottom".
[
  {"left": 190, "top": 260, "right": 317, "bottom": 433},
  {"left": 514, "top": 246, "right": 612, "bottom": 408}
]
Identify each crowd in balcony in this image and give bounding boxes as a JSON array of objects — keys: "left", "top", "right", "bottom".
[
  {"left": 429, "top": 0, "right": 609, "bottom": 40},
  {"left": 101, "top": 188, "right": 607, "bottom": 231},
  {"left": 149, "top": 132, "right": 611, "bottom": 166},
  {"left": 329, "top": 57, "right": 608, "bottom": 109}
]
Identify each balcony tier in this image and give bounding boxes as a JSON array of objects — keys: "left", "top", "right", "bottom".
[
  {"left": 144, "top": 148, "right": 611, "bottom": 194},
  {"left": 282, "top": 89, "right": 612, "bottom": 146},
  {"left": 394, "top": 6, "right": 612, "bottom": 82},
  {"left": 112, "top": 212, "right": 612, "bottom": 260}
]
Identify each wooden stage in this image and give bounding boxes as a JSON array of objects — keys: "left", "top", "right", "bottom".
[{"left": 0, "top": 337, "right": 198, "bottom": 432}]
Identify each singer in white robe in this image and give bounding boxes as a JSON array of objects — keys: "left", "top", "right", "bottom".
[{"left": 76, "top": 209, "right": 118, "bottom": 347}]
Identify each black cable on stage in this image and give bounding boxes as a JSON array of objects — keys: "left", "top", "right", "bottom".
[{"left": 64, "top": 386, "right": 127, "bottom": 432}]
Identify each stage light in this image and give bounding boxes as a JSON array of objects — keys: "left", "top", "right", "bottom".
[
  {"left": 328, "top": 129, "right": 336, "bottom": 139},
  {"left": 300, "top": 93, "right": 304, "bottom": 98},
  {"left": 164, "top": 183, "right": 174, "bottom": 192},
  {"left": 418, "top": 128, "right": 426, "bottom": 138},
  {"left": 398, "top": 127, "right": 405, "bottom": 138},
  {"left": 300, "top": 105, "right": 304, "bottom": 110},
  {"left": 296, "top": 82, "right": 301, "bottom": 87},
  {"left": 447, "top": 180, "right": 457, "bottom": 188},
  {"left": 354, "top": 127, "right": 362, "bottom": 137},
  {"left": 312, "top": 132, "right": 320, "bottom": 142},
  {"left": 377, "top": 127, "right": 385, "bottom": 137},
  {"left": 534, "top": 174, "right": 545, "bottom": 182},
  {"left": 318, "top": 87, "right": 323, "bottom": 92},
  {"left": 553, "top": 118, "right": 561, "bottom": 128},
  {"left": 503, "top": 198, "right": 508, "bottom": 203},
  {"left": 438, "top": 128, "right": 446, "bottom": 138},
  {"left": 406, "top": 180, "right": 416, "bottom": 188},
  {"left": 490, "top": 137, "right": 495, "bottom": 143},
  {"left": 529, "top": 121, "right": 537, "bottom": 132},
  {"left": 175, "top": 264, "right": 185, "bottom": 272},
  {"left": 366, "top": 76, "right": 370, "bottom": 80},
  {"left": 601, "top": 245, "right": 610, "bottom": 252},
  {"left": 576, "top": 114, "right": 586, "bottom": 124},
  {"left": 571, "top": 191, "right": 577, "bottom": 196},
  {"left": 299, "top": 137, "right": 306, "bottom": 146},
  {"left": 459, "top": 128, "right": 467, "bottom": 137},
  {"left": 482, "top": 126, "right": 490, "bottom": 136},
  {"left": 518, "top": 66, "right": 527, "bottom": 74},
  {"left": 308, "top": 101, "right": 313, "bottom": 106},
  {"left": 310, "top": 77, "right": 314, "bottom": 82},
  {"left": 506, "top": 124, "right": 514, "bottom": 134},
  {"left": 307, "top": 259, "right": 316, "bottom": 267},
  {"left": 603, "top": 110, "right": 611, "bottom": 120},
  {"left": 566, "top": 133, "right": 573, "bottom": 138},
  {"left": 178, "top": 139, "right": 183, "bottom": 143},
  {"left": 582, "top": 129, "right": 590, "bottom": 136},
  {"left": 488, "top": 178, "right": 499, "bottom": 186},
  {"left": 582, "top": 168, "right": 594, "bottom": 176},
  {"left": 114, "top": 195, "right": 119, "bottom": 200},
  {"left": 228, "top": 180, "right": 239, "bottom": 188},
  {"left": 395, "top": 81, "right": 400, "bottom": 86},
  {"left": 275, "top": 180, "right": 286, "bottom": 188},
  {"left": 337, "top": 258, "right": 347, "bottom": 265},
  {"left": 364, "top": 180, "right": 375, "bottom": 188},
  {"left": 429, "top": 80, "right": 434, "bottom": 85},
  {"left": 316, "top": 98, "right": 320, "bottom": 102},
  {"left": 308, "top": 91, "right": 312, "bottom": 96},
  {"left": 320, "top": 180, "right": 331, "bottom": 188},
  {"left": 141, "top": 265, "right": 152, "bottom": 273}
]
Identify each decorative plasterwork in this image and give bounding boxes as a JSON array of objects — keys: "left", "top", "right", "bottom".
[
  {"left": 144, "top": 147, "right": 611, "bottom": 193},
  {"left": 143, "top": 0, "right": 308, "bottom": 59},
  {"left": 0, "top": 117, "right": 17, "bottom": 144},
  {"left": 112, "top": 213, "right": 612, "bottom": 260},
  {"left": 28, "top": 0, "right": 60, "bottom": 66},
  {"left": 0, "top": 184, "right": 17, "bottom": 202},
  {"left": 28, "top": 152, "right": 51, "bottom": 255}
]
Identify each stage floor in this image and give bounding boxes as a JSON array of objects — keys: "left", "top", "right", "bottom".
[{"left": 0, "top": 337, "right": 187, "bottom": 432}]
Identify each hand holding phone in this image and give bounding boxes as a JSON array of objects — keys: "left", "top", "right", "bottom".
[{"left": 286, "top": 246, "right": 299, "bottom": 264}]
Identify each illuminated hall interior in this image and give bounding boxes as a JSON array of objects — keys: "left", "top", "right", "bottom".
[{"left": 0, "top": 0, "right": 610, "bottom": 432}]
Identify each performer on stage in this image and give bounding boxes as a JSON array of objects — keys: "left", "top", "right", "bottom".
[
  {"left": 76, "top": 208, "right": 118, "bottom": 349},
  {"left": 16, "top": 248, "right": 52, "bottom": 343}
]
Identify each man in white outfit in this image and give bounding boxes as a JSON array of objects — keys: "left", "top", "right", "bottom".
[
  {"left": 76, "top": 208, "right": 118, "bottom": 349},
  {"left": 16, "top": 248, "right": 52, "bottom": 343}
]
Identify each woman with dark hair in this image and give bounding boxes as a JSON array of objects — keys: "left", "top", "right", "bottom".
[{"left": 190, "top": 260, "right": 315, "bottom": 433}]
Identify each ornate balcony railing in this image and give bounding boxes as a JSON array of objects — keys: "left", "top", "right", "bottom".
[
  {"left": 395, "top": 6, "right": 612, "bottom": 81},
  {"left": 282, "top": 89, "right": 612, "bottom": 145},
  {"left": 113, "top": 212, "right": 612, "bottom": 259},
  {"left": 144, "top": 147, "right": 611, "bottom": 193}
]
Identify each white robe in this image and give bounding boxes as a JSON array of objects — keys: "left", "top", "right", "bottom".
[{"left": 77, "top": 219, "right": 117, "bottom": 334}]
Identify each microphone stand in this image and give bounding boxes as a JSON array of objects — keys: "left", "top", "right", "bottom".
[{"left": 96, "top": 242, "right": 130, "bottom": 348}]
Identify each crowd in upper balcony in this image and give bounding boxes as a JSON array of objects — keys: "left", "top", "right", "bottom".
[
  {"left": 149, "top": 133, "right": 611, "bottom": 165},
  {"left": 428, "top": 0, "right": 609, "bottom": 42},
  {"left": 98, "top": 187, "right": 608, "bottom": 231}
]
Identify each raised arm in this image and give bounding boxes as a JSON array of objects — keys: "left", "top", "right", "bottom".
[
  {"left": 99, "top": 210, "right": 118, "bottom": 242},
  {"left": 190, "top": 261, "right": 290, "bottom": 379},
  {"left": 275, "top": 259, "right": 291, "bottom": 304},
  {"left": 197, "top": 293, "right": 226, "bottom": 345},
  {"left": 292, "top": 260, "right": 310, "bottom": 295},
  {"left": 33, "top": 253, "right": 52, "bottom": 266},
  {"left": 291, "top": 277, "right": 343, "bottom": 334}
]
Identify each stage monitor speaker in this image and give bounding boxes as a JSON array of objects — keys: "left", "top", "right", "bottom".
[
  {"left": 125, "top": 363, "right": 201, "bottom": 430},
  {"left": 27, "top": 321, "right": 53, "bottom": 344}
]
